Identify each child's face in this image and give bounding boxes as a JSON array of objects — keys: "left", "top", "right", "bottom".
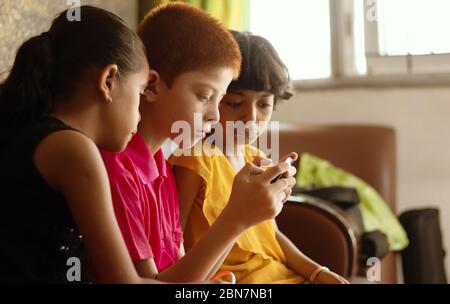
[
  {"left": 102, "top": 66, "right": 149, "bottom": 151},
  {"left": 155, "top": 67, "right": 234, "bottom": 148},
  {"left": 218, "top": 89, "right": 275, "bottom": 146}
]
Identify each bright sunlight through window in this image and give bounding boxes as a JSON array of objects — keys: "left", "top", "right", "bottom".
[
  {"left": 377, "top": 0, "right": 450, "bottom": 56},
  {"left": 249, "top": 0, "right": 331, "bottom": 80}
]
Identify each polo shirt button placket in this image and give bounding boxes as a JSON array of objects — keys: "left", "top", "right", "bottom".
[{"left": 156, "top": 177, "right": 166, "bottom": 249}]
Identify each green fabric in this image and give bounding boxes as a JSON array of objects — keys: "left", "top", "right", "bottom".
[
  {"left": 297, "top": 153, "right": 409, "bottom": 251},
  {"left": 145, "top": 0, "right": 250, "bottom": 30}
]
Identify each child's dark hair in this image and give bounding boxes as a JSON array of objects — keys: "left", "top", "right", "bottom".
[
  {"left": 0, "top": 6, "right": 146, "bottom": 143},
  {"left": 228, "top": 31, "right": 293, "bottom": 105}
]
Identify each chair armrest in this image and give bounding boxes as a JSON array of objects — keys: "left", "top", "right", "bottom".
[{"left": 276, "top": 195, "right": 358, "bottom": 279}]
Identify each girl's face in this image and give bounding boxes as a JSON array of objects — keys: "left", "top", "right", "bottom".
[
  {"left": 101, "top": 65, "right": 149, "bottom": 151},
  {"left": 219, "top": 89, "right": 275, "bottom": 146}
]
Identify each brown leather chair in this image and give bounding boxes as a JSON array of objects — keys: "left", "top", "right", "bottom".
[
  {"left": 268, "top": 123, "right": 398, "bottom": 283},
  {"left": 278, "top": 195, "right": 358, "bottom": 279}
]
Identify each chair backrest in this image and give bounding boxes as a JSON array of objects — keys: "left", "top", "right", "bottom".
[
  {"left": 265, "top": 123, "right": 398, "bottom": 283},
  {"left": 277, "top": 197, "right": 358, "bottom": 279},
  {"left": 266, "top": 123, "right": 397, "bottom": 211}
]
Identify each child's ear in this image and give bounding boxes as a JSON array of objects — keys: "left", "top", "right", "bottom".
[
  {"left": 141, "top": 69, "right": 161, "bottom": 103},
  {"left": 98, "top": 64, "right": 119, "bottom": 104}
]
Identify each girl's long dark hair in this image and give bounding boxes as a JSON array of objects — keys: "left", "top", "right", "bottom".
[{"left": 0, "top": 6, "right": 146, "bottom": 145}]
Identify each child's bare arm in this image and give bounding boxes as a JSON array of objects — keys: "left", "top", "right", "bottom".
[
  {"left": 205, "top": 245, "right": 234, "bottom": 279},
  {"left": 34, "top": 130, "right": 162, "bottom": 284},
  {"left": 172, "top": 166, "right": 203, "bottom": 231},
  {"left": 173, "top": 166, "right": 232, "bottom": 280}
]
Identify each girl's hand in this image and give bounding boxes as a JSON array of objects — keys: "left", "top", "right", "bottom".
[
  {"left": 223, "top": 153, "right": 297, "bottom": 230},
  {"left": 277, "top": 153, "right": 298, "bottom": 202},
  {"left": 279, "top": 152, "right": 298, "bottom": 178},
  {"left": 312, "top": 269, "right": 350, "bottom": 284}
]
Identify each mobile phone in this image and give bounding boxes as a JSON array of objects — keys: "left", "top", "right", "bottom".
[{"left": 270, "top": 157, "right": 294, "bottom": 183}]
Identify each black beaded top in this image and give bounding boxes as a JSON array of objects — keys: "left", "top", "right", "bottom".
[{"left": 0, "top": 116, "right": 89, "bottom": 283}]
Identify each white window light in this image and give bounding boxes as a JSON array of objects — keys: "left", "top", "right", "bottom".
[
  {"left": 249, "top": 0, "right": 332, "bottom": 80},
  {"left": 364, "top": 0, "right": 450, "bottom": 76},
  {"left": 248, "top": 0, "right": 450, "bottom": 87}
]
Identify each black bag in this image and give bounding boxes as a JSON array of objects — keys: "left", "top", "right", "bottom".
[
  {"left": 399, "top": 208, "right": 447, "bottom": 284},
  {"left": 293, "top": 186, "right": 360, "bottom": 209},
  {"left": 293, "top": 186, "right": 390, "bottom": 263},
  {"left": 360, "top": 230, "right": 390, "bottom": 265}
]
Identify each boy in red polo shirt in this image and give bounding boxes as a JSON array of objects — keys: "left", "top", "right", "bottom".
[{"left": 100, "top": 2, "right": 297, "bottom": 282}]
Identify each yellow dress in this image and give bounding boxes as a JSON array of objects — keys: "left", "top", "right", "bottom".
[{"left": 169, "top": 144, "right": 305, "bottom": 284}]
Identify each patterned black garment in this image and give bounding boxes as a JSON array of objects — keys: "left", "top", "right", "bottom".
[{"left": 0, "top": 116, "right": 90, "bottom": 283}]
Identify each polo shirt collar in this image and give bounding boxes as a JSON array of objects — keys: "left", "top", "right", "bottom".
[{"left": 127, "top": 133, "right": 168, "bottom": 184}]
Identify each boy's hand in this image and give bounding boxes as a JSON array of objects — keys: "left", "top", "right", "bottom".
[
  {"left": 312, "top": 269, "right": 350, "bottom": 284},
  {"left": 224, "top": 155, "right": 297, "bottom": 230}
]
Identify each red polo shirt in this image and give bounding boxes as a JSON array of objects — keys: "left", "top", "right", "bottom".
[{"left": 100, "top": 133, "right": 183, "bottom": 271}]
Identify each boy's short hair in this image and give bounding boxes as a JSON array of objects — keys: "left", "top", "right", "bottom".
[
  {"left": 138, "top": 2, "right": 241, "bottom": 86},
  {"left": 228, "top": 31, "right": 293, "bottom": 105}
]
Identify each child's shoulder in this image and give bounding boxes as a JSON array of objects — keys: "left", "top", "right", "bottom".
[{"left": 169, "top": 142, "right": 225, "bottom": 184}]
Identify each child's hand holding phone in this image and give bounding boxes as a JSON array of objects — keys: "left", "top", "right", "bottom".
[
  {"left": 271, "top": 156, "right": 296, "bottom": 183},
  {"left": 224, "top": 152, "right": 299, "bottom": 229},
  {"left": 270, "top": 153, "right": 298, "bottom": 202}
]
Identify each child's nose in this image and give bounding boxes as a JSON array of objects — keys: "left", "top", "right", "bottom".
[
  {"left": 243, "top": 106, "right": 257, "bottom": 122},
  {"left": 206, "top": 104, "right": 220, "bottom": 124}
]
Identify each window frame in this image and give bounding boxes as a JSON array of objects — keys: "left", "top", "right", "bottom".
[{"left": 293, "top": 0, "right": 450, "bottom": 90}]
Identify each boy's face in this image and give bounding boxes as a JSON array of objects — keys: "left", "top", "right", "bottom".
[
  {"left": 155, "top": 67, "right": 234, "bottom": 148},
  {"left": 218, "top": 89, "right": 275, "bottom": 146}
]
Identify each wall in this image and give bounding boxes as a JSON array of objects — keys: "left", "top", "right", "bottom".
[
  {"left": 273, "top": 86, "right": 450, "bottom": 280},
  {"left": 0, "top": 0, "right": 138, "bottom": 79}
]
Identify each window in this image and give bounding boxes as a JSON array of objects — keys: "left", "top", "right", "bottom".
[
  {"left": 373, "top": 0, "right": 450, "bottom": 56},
  {"left": 249, "top": 0, "right": 450, "bottom": 87},
  {"left": 364, "top": 0, "right": 450, "bottom": 75},
  {"left": 249, "top": 0, "right": 331, "bottom": 80}
]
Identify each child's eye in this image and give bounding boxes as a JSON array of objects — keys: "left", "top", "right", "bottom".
[
  {"left": 197, "top": 94, "right": 212, "bottom": 102},
  {"left": 258, "top": 100, "right": 273, "bottom": 109},
  {"left": 226, "top": 101, "right": 242, "bottom": 108}
]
